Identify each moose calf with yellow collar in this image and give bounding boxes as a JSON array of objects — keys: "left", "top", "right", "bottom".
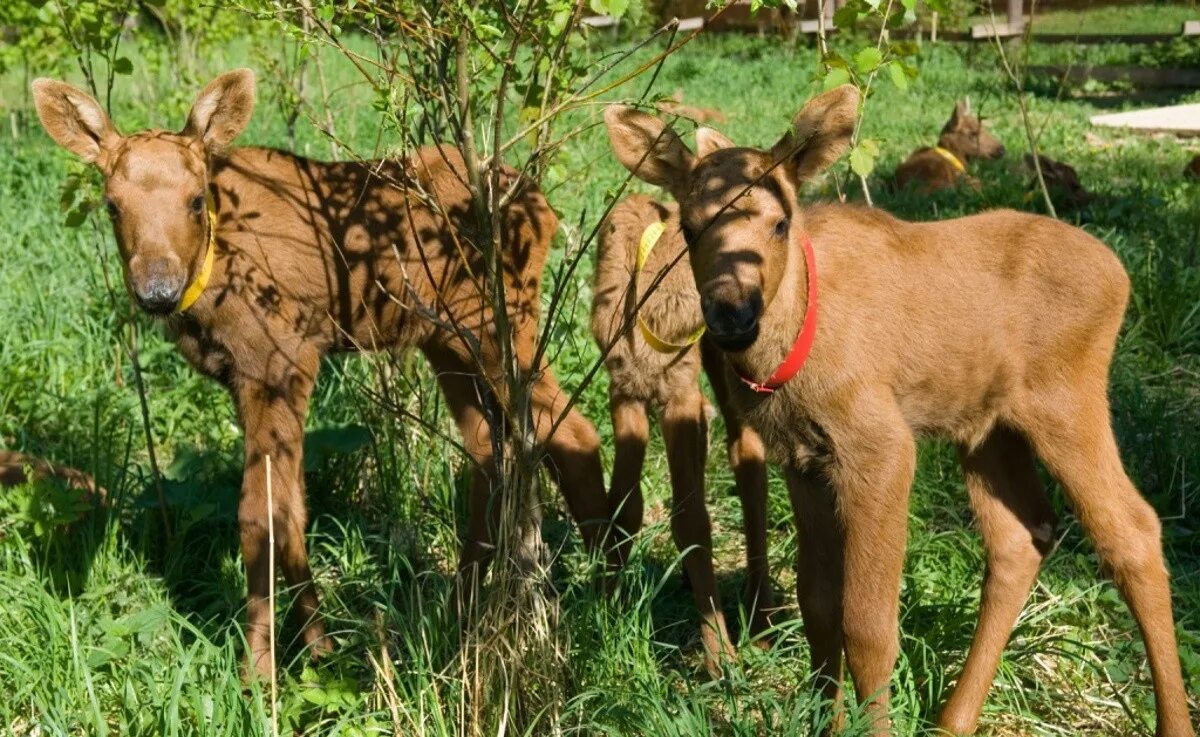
[
  {"left": 895, "top": 99, "right": 1005, "bottom": 195},
  {"left": 605, "top": 85, "right": 1193, "bottom": 735},
  {"left": 33, "top": 69, "right": 617, "bottom": 680},
  {"left": 591, "top": 190, "right": 774, "bottom": 675}
]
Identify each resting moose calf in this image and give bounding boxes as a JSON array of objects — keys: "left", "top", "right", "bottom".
[
  {"left": 605, "top": 86, "right": 1194, "bottom": 735},
  {"left": 895, "top": 100, "right": 1004, "bottom": 194},
  {"left": 592, "top": 192, "right": 773, "bottom": 673},
  {"left": 0, "top": 450, "right": 105, "bottom": 501},
  {"left": 33, "top": 69, "right": 613, "bottom": 679}
]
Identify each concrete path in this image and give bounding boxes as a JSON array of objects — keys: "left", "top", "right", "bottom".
[{"left": 1091, "top": 104, "right": 1200, "bottom": 136}]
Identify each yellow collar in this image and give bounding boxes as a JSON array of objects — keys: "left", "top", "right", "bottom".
[
  {"left": 932, "top": 145, "right": 966, "bottom": 174},
  {"left": 177, "top": 199, "right": 217, "bottom": 312},
  {"left": 635, "top": 220, "right": 705, "bottom": 353}
]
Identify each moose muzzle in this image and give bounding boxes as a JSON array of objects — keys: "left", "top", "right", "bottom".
[
  {"left": 701, "top": 290, "right": 762, "bottom": 352},
  {"left": 131, "top": 256, "right": 185, "bottom": 314}
]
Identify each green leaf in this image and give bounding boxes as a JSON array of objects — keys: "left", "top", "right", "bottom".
[
  {"left": 111, "top": 607, "right": 168, "bottom": 637},
  {"left": 853, "top": 47, "right": 882, "bottom": 74},
  {"left": 590, "top": 0, "right": 629, "bottom": 17},
  {"left": 833, "top": 4, "right": 858, "bottom": 28},
  {"left": 886, "top": 61, "right": 908, "bottom": 91},
  {"left": 113, "top": 57, "right": 133, "bottom": 75},
  {"left": 475, "top": 23, "right": 502, "bottom": 39},
  {"left": 823, "top": 67, "right": 851, "bottom": 91},
  {"left": 849, "top": 145, "right": 875, "bottom": 177},
  {"left": 64, "top": 205, "right": 90, "bottom": 228}
]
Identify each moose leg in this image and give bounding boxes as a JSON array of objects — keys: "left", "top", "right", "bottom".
[
  {"left": 433, "top": 369, "right": 501, "bottom": 592},
  {"left": 529, "top": 367, "right": 617, "bottom": 566},
  {"left": 608, "top": 388, "right": 649, "bottom": 565},
  {"left": 662, "top": 387, "right": 734, "bottom": 676},
  {"left": 704, "top": 339, "right": 773, "bottom": 642},
  {"left": 787, "top": 466, "right": 845, "bottom": 730},
  {"left": 938, "top": 426, "right": 1056, "bottom": 734},
  {"left": 1023, "top": 390, "right": 1193, "bottom": 737},
  {"left": 833, "top": 410, "right": 915, "bottom": 734},
  {"left": 731, "top": 426, "right": 772, "bottom": 643},
  {"left": 235, "top": 346, "right": 324, "bottom": 681}
]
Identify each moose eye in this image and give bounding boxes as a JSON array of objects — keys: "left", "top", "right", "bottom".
[
  {"left": 774, "top": 218, "right": 789, "bottom": 238},
  {"left": 189, "top": 193, "right": 205, "bottom": 215},
  {"left": 105, "top": 198, "right": 119, "bottom": 219}
]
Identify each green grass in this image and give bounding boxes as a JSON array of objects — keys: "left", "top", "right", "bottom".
[
  {"left": 2, "top": 9, "right": 1200, "bottom": 736},
  {"left": 1030, "top": 2, "right": 1198, "bottom": 35}
]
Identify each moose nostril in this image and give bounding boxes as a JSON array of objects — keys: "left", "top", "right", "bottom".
[
  {"left": 731, "top": 301, "right": 758, "bottom": 332},
  {"left": 704, "top": 298, "right": 759, "bottom": 335},
  {"left": 136, "top": 279, "right": 182, "bottom": 314}
]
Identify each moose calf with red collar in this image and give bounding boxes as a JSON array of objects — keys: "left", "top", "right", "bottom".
[
  {"left": 605, "top": 86, "right": 1193, "bottom": 735},
  {"left": 33, "top": 69, "right": 616, "bottom": 680}
]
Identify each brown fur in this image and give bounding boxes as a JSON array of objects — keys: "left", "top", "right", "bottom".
[
  {"left": 591, "top": 192, "right": 772, "bottom": 673},
  {"left": 1185, "top": 154, "right": 1200, "bottom": 180},
  {"left": 1025, "top": 153, "right": 1091, "bottom": 209},
  {"left": 605, "top": 86, "right": 1193, "bottom": 736},
  {"left": 895, "top": 100, "right": 1005, "bottom": 194},
  {"left": 33, "top": 70, "right": 614, "bottom": 680},
  {"left": 0, "top": 450, "right": 105, "bottom": 501}
]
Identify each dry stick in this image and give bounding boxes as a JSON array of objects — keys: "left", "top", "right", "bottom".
[
  {"left": 85, "top": 216, "right": 172, "bottom": 538},
  {"left": 126, "top": 317, "right": 172, "bottom": 538},
  {"left": 816, "top": 0, "right": 831, "bottom": 59},
  {"left": 988, "top": 4, "right": 1057, "bottom": 219},
  {"left": 849, "top": 0, "right": 897, "bottom": 208},
  {"left": 814, "top": 0, "right": 846, "bottom": 202},
  {"left": 530, "top": 19, "right": 701, "bottom": 378},
  {"left": 299, "top": 0, "right": 340, "bottom": 158},
  {"left": 485, "top": 7, "right": 735, "bottom": 165},
  {"left": 266, "top": 454, "right": 279, "bottom": 737}
]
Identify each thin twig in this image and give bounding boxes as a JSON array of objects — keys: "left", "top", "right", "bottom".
[
  {"left": 990, "top": 1, "right": 1057, "bottom": 218},
  {"left": 266, "top": 453, "right": 279, "bottom": 737}
]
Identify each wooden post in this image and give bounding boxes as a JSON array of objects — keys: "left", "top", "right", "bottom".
[{"left": 1008, "top": 0, "right": 1024, "bottom": 31}]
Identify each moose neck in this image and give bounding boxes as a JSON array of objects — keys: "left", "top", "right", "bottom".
[{"left": 935, "top": 134, "right": 970, "bottom": 164}]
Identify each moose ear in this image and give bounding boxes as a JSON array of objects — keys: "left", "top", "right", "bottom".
[
  {"left": 770, "top": 84, "right": 859, "bottom": 184},
  {"left": 31, "top": 79, "right": 120, "bottom": 167},
  {"left": 603, "top": 104, "right": 695, "bottom": 194},
  {"left": 949, "top": 99, "right": 968, "bottom": 127},
  {"left": 695, "top": 127, "right": 735, "bottom": 158},
  {"left": 184, "top": 68, "right": 256, "bottom": 151}
]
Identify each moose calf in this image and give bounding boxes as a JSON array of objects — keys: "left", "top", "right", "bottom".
[
  {"left": 605, "top": 86, "right": 1193, "bottom": 735},
  {"left": 1025, "top": 153, "right": 1091, "bottom": 210},
  {"left": 895, "top": 100, "right": 1005, "bottom": 194},
  {"left": 33, "top": 69, "right": 614, "bottom": 679},
  {"left": 592, "top": 192, "right": 772, "bottom": 674},
  {"left": 0, "top": 450, "right": 104, "bottom": 501}
]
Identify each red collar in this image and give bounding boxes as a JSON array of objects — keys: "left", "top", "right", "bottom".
[{"left": 736, "top": 233, "right": 819, "bottom": 394}]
